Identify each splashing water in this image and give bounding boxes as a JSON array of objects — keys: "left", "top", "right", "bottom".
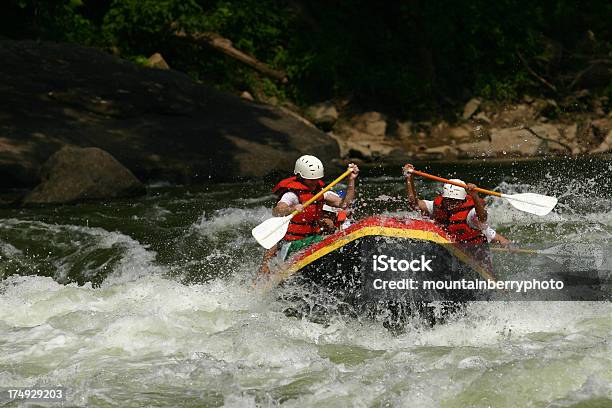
[{"left": 0, "top": 158, "right": 610, "bottom": 407}]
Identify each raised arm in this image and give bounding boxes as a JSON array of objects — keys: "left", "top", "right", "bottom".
[
  {"left": 403, "top": 164, "right": 429, "bottom": 215},
  {"left": 465, "top": 183, "right": 487, "bottom": 223},
  {"left": 325, "top": 163, "right": 359, "bottom": 208}
]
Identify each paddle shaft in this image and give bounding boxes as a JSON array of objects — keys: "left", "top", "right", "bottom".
[
  {"left": 409, "top": 170, "right": 502, "bottom": 198},
  {"left": 289, "top": 168, "right": 353, "bottom": 217},
  {"left": 491, "top": 247, "right": 596, "bottom": 259}
]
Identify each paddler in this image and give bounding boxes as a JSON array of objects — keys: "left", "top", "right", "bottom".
[
  {"left": 402, "top": 163, "right": 511, "bottom": 248},
  {"left": 258, "top": 156, "right": 359, "bottom": 275},
  {"left": 319, "top": 190, "right": 351, "bottom": 233},
  {"left": 319, "top": 203, "right": 349, "bottom": 234}
]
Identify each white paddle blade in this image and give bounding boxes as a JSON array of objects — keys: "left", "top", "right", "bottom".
[
  {"left": 501, "top": 193, "right": 558, "bottom": 216},
  {"left": 252, "top": 215, "right": 292, "bottom": 249}
]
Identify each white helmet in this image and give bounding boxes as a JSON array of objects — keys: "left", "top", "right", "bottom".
[
  {"left": 442, "top": 179, "right": 467, "bottom": 200},
  {"left": 294, "top": 155, "right": 324, "bottom": 179}
]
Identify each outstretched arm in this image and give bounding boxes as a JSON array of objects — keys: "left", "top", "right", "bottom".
[{"left": 403, "top": 164, "right": 429, "bottom": 215}]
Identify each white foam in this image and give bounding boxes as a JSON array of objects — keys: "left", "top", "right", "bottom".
[
  {"left": 0, "top": 218, "right": 165, "bottom": 284},
  {"left": 0, "top": 239, "right": 22, "bottom": 256},
  {"left": 189, "top": 207, "right": 271, "bottom": 239},
  {"left": 1, "top": 270, "right": 610, "bottom": 407}
]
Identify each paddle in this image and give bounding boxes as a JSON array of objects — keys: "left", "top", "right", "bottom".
[
  {"left": 408, "top": 169, "right": 558, "bottom": 216},
  {"left": 491, "top": 243, "right": 605, "bottom": 269},
  {"left": 252, "top": 168, "right": 353, "bottom": 249}
]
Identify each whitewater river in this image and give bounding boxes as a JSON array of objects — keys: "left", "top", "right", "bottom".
[{"left": 0, "top": 158, "right": 610, "bottom": 407}]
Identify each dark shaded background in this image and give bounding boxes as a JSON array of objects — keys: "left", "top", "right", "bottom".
[{"left": 2, "top": 0, "right": 611, "bottom": 118}]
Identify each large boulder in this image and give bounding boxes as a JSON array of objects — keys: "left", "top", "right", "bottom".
[
  {"left": 456, "top": 127, "right": 544, "bottom": 157},
  {"left": 491, "top": 104, "right": 538, "bottom": 127},
  {"left": 23, "top": 146, "right": 145, "bottom": 205},
  {"left": 527, "top": 124, "right": 570, "bottom": 154},
  {"left": 331, "top": 112, "right": 398, "bottom": 159},
  {"left": 0, "top": 40, "right": 339, "bottom": 189}
]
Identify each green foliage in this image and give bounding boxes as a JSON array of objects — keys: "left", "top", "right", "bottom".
[
  {"left": 3, "top": 0, "right": 97, "bottom": 44},
  {"left": 476, "top": 71, "right": 533, "bottom": 102},
  {"left": 1, "top": 0, "right": 611, "bottom": 117},
  {"left": 102, "top": 0, "right": 204, "bottom": 54},
  {"left": 131, "top": 55, "right": 151, "bottom": 67}
]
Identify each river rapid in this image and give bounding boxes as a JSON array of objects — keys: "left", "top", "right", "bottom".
[{"left": 0, "top": 158, "right": 610, "bottom": 407}]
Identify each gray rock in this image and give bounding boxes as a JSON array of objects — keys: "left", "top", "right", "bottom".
[
  {"left": 473, "top": 112, "right": 491, "bottom": 124},
  {"left": 350, "top": 111, "right": 387, "bottom": 138},
  {"left": 528, "top": 124, "right": 569, "bottom": 153},
  {"left": 393, "top": 120, "right": 413, "bottom": 140},
  {"left": 146, "top": 53, "right": 170, "bottom": 70},
  {"left": 462, "top": 98, "right": 481, "bottom": 120},
  {"left": 489, "top": 127, "right": 543, "bottom": 156},
  {"left": 240, "top": 91, "right": 254, "bottom": 101},
  {"left": 591, "top": 130, "right": 612, "bottom": 154},
  {"left": 592, "top": 118, "right": 612, "bottom": 139},
  {"left": 455, "top": 141, "right": 493, "bottom": 157},
  {"left": 448, "top": 125, "right": 472, "bottom": 141},
  {"left": 0, "top": 40, "right": 339, "bottom": 188},
  {"left": 329, "top": 128, "right": 396, "bottom": 160},
  {"left": 456, "top": 127, "right": 543, "bottom": 157},
  {"left": 23, "top": 146, "right": 145, "bottom": 205},
  {"left": 492, "top": 104, "right": 537, "bottom": 127},
  {"left": 423, "top": 145, "right": 458, "bottom": 159},
  {"left": 306, "top": 101, "right": 338, "bottom": 129}
]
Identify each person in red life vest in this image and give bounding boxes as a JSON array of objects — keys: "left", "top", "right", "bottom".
[
  {"left": 402, "top": 163, "right": 510, "bottom": 246},
  {"left": 402, "top": 163, "right": 511, "bottom": 274},
  {"left": 330, "top": 189, "right": 353, "bottom": 230},
  {"left": 258, "top": 156, "right": 359, "bottom": 275},
  {"left": 319, "top": 203, "right": 350, "bottom": 234}
]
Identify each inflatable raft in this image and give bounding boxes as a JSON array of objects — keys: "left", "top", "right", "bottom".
[{"left": 270, "top": 216, "right": 495, "bottom": 325}]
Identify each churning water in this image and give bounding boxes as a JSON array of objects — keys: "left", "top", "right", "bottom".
[{"left": 0, "top": 158, "right": 610, "bottom": 407}]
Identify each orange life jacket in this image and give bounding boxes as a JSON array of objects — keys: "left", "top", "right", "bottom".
[
  {"left": 272, "top": 176, "right": 325, "bottom": 241},
  {"left": 432, "top": 195, "right": 487, "bottom": 245}
]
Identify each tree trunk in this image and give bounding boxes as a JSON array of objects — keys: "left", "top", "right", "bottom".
[{"left": 174, "top": 29, "right": 288, "bottom": 83}]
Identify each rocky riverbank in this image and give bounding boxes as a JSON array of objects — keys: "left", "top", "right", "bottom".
[
  {"left": 305, "top": 96, "right": 612, "bottom": 164},
  {"left": 1, "top": 40, "right": 610, "bottom": 204}
]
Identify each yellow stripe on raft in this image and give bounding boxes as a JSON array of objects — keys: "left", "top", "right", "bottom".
[{"left": 273, "top": 226, "right": 495, "bottom": 285}]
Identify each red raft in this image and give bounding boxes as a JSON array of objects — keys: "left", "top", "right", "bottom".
[{"left": 270, "top": 216, "right": 495, "bottom": 322}]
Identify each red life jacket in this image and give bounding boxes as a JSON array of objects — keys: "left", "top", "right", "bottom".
[
  {"left": 322, "top": 208, "right": 348, "bottom": 229},
  {"left": 272, "top": 176, "right": 325, "bottom": 241},
  {"left": 432, "top": 195, "right": 487, "bottom": 244}
]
